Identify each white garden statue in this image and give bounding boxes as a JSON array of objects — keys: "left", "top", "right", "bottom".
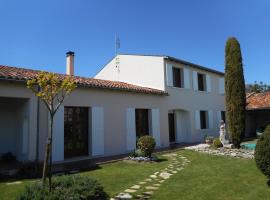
[{"left": 219, "top": 120, "right": 229, "bottom": 146}]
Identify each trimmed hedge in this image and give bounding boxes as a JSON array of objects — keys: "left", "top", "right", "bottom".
[
  {"left": 17, "top": 175, "right": 109, "bottom": 200},
  {"left": 137, "top": 136, "right": 156, "bottom": 157},
  {"left": 255, "top": 125, "right": 270, "bottom": 186}
]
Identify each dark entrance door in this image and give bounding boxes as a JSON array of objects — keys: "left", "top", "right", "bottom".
[
  {"left": 135, "top": 109, "right": 149, "bottom": 138},
  {"left": 168, "top": 113, "right": 176, "bottom": 143},
  {"left": 64, "top": 107, "right": 89, "bottom": 159}
]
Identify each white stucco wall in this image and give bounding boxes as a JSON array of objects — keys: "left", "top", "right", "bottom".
[
  {"left": 95, "top": 55, "right": 166, "bottom": 90},
  {"left": 60, "top": 88, "right": 169, "bottom": 159},
  {"left": 164, "top": 60, "right": 225, "bottom": 142}
]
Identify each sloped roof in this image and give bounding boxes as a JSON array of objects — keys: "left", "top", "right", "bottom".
[
  {"left": 246, "top": 92, "right": 270, "bottom": 110},
  {"left": 0, "top": 65, "right": 167, "bottom": 96}
]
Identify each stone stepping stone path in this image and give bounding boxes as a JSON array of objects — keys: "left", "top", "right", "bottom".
[{"left": 112, "top": 153, "right": 191, "bottom": 200}]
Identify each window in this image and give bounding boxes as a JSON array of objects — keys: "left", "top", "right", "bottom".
[
  {"left": 200, "top": 111, "right": 208, "bottom": 129},
  {"left": 198, "top": 73, "right": 206, "bottom": 91},
  {"left": 221, "top": 111, "right": 226, "bottom": 122},
  {"left": 172, "top": 67, "right": 183, "bottom": 88},
  {"left": 135, "top": 109, "right": 149, "bottom": 138}
]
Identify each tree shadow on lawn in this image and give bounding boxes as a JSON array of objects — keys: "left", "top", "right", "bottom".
[{"left": 155, "top": 158, "right": 168, "bottom": 163}]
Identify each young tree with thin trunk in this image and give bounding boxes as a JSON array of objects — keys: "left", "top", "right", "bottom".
[
  {"left": 27, "top": 72, "right": 76, "bottom": 190},
  {"left": 225, "top": 37, "right": 246, "bottom": 148}
]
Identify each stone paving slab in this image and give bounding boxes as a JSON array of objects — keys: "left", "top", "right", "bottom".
[
  {"left": 125, "top": 189, "right": 137, "bottom": 193},
  {"left": 131, "top": 185, "right": 141, "bottom": 189}
]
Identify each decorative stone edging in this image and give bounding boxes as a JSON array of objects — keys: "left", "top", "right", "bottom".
[
  {"left": 185, "top": 144, "right": 254, "bottom": 159},
  {"left": 112, "top": 153, "right": 191, "bottom": 200}
]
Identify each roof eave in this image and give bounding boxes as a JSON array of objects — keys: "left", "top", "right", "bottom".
[
  {"left": 246, "top": 107, "right": 270, "bottom": 111},
  {"left": 164, "top": 56, "right": 225, "bottom": 76},
  {"left": 0, "top": 77, "right": 168, "bottom": 96}
]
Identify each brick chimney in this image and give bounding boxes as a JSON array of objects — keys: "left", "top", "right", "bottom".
[{"left": 66, "top": 51, "right": 75, "bottom": 75}]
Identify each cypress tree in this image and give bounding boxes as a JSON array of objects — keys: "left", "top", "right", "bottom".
[{"left": 225, "top": 37, "right": 246, "bottom": 148}]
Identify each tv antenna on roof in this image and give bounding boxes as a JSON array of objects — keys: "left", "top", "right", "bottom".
[
  {"left": 115, "top": 34, "right": 120, "bottom": 56},
  {"left": 115, "top": 34, "right": 120, "bottom": 72}
]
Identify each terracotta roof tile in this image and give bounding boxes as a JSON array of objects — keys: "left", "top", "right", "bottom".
[
  {"left": 0, "top": 65, "right": 167, "bottom": 96},
  {"left": 246, "top": 92, "right": 270, "bottom": 110}
]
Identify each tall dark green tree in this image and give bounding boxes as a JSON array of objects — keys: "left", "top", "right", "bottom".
[{"left": 225, "top": 37, "right": 246, "bottom": 148}]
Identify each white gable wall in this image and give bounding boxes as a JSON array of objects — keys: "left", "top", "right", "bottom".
[
  {"left": 165, "top": 60, "right": 225, "bottom": 142},
  {"left": 95, "top": 55, "right": 165, "bottom": 90}
]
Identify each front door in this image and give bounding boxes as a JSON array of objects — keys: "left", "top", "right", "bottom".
[
  {"left": 135, "top": 109, "right": 149, "bottom": 138},
  {"left": 64, "top": 107, "right": 89, "bottom": 159},
  {"left": 168, "top": 113, "right": 176, "bottom": 143}
]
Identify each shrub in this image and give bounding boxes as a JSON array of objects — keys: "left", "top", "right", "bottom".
[
  {"left": 129, "top": 149, "right": 145, "bottom": 157},
  {"left": 213, "top": 138, "right": 223, "bottom": 148},
  {"left": 137, "top": 136, "right": 156, "bottom": 157},
  {"left": 17, "top": 162, "right": 40, "bottom": 179},
  {"left": 255, "top": 125, "right": 270, "bottom": 186},
  {"left": 17, "top": 175, "right": 109, "bottom": 200},
  {"left": 1, "top": 152, "right": 16, "bottom": 161}
]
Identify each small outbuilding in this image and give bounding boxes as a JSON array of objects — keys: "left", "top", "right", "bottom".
[{"left": 246, "top": 92, "right": 270, "bottom": 137}]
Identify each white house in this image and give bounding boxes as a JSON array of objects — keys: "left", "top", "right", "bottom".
[
  {"left": 96, "top": 54, "right": 225, "bottom": 143},
  {"left": 0, "top": 52, "right": 225, "bottom": 164}
]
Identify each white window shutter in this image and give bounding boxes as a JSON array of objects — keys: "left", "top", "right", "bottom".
[
  {"left": 52, "top": 106, "right": 64, "bottom": 162},
  {"left": 92, "top": 107, "right": 104, "bottom": 156},
  {"left": 150, "top": 109, "right": 161, "bottom": 147},
  {"left": 126, "top": 108, "right": 136, "bottom": 151},
  {"left": 195, "top": 110, "right": 200, "bottom": 130},
  {"left": 219, "top": 78, "right": 225, "bottom": 94},
  {"left": 217, "top": 111, "right": 222, "bottom": 127},
  {"left": 183, "top": 68, "right": 190, "bottom": 89},
  {"left": 206, "top": 75, "right": 211, "bottom": 92},
  {"left": 208, "top": 110, "right": 213, "bottom": 129},
  {"left": 193, "top": 71, "right": 198, "bottom": 91},
  {"left": 166, "top": 63, "right": 173, "bottom": 87}
]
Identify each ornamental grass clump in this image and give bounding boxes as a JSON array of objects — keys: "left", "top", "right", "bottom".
[{"left": 213, "top": 138, "right": 223, "bottom": 148}]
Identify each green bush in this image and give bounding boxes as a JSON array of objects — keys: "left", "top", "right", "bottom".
[
  {"left": 255, "top": 125, "right": 270, "bottom": 186},
  {"left": 129, "top": 149, "right": 145, "bottom": 157},
  {"left": 137, "top": 136, "right": 156, "bottom": 157},
  {"left": 213, "top": 138, "right": 223, "bottom": 148},
  {"left": 17, "top": 175, "right": 109, "bottom": 200}
]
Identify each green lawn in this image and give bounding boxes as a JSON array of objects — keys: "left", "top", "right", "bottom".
[
  {"left": 1, "top": 150, "right": 269, "bottom": 200},
  {"left": 152, "top": 150, "right": 269, "bottom": 200}
]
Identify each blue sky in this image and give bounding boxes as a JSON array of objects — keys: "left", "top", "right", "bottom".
[{"left": 0, "top": 0, "right": 269, "bottom": 84}]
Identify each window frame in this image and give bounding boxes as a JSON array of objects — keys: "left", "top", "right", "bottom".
[
  {"left": 197, "top": 73, "right": 206, "bottom": 91},
  {"left": 200, "top": 110, "right": 209, "bottom": 129},
  {"left": 172, "top": 67, "right": 184, "bottom": 88}
]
